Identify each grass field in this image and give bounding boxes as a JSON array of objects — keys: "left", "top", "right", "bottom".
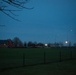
[
  {"left": 0, "top": 47, "right": 76, "bottom": 72},
  {"left": 0, "top": 60, "right": 76, "bottom": 75}
]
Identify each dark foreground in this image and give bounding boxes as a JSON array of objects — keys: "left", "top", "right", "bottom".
[
  {"left": 0, "top": 60, "right": 76, "bottom": 75},
  {"left": 0, "top": 47, "right": 76, "bottom": 75}
]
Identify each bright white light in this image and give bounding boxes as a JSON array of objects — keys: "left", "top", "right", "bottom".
[
  {"left": 45, "top": 44, "right": 48, "bottom": 46},
  {"left": 65, "top": 41, "right": 68, "bottom": 44}
]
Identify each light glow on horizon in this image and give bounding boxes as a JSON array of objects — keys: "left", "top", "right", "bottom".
[
  {"left": 45, "top": 44, "right": 48, "bottom": 47},
  {"left": 65, "top": 41, "right": 68, "bottom": 44}
]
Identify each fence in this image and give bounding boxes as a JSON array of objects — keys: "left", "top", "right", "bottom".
[{"left": 0, "top": 47, "right": 76, "bottom": 71}]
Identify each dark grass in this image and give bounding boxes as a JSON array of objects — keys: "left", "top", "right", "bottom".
[
  {"left": 0, "top": 47, "right": 76, "bottom": 71},
  {"left": 0, "top": 60, "right": 76, "bottom": 75}
]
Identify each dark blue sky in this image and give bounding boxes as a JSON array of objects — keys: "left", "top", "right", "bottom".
[{"left": 0, "top": 0, "right": 76, "bottom": 45}]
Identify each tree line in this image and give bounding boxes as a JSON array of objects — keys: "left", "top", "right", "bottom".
[
  {"left": 0, "top": 37, "right": 76, "bottom": 48},
  {"left": 9, "top": 37, "right": 76, "bottom": 48},
  {"left": 13, "top": 37, "right": 45, "bottom": 48}
]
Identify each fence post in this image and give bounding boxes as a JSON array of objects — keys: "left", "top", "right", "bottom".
[
  {"left": 59, "top": 50, "right": 61, "bottom": 62},
  {"left": 70, "top": 50, "right": 72, "bottom": 60},
  {"left": 44, "top": 50, "right": 46, "bottom": 64},
  {"left": 23, "top": 53, "right": 25, "bottom": 67}
]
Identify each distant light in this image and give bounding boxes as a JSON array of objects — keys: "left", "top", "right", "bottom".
[
  {"left": 65, "top": 41, "right": 68, "bottom": 44},
  {"left": 45, "top": 44, "right": 48, "bottom": 46},
  {"left": 71, "top": 30, "right": 72, "bottom": 31}
]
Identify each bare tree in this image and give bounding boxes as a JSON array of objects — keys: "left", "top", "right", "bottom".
[
  {"left": 13, "top": 37, "right": 23, "bottom": 47},
  {"left": 28, "top": 41, "right": 33, "bottom": 48},
  {"left": 24, "top": 41, "right": 27, "bottom": 47},
  {"left": 0, "top": 0, "right": 33, "bottom": 21}
]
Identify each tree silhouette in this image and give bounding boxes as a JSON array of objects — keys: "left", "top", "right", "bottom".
[
  {"left": 24, "top": 42, "right": 27, "bottom": 47},
  {"left": 28, "top": 41, "right": 33, "bottom": 47},
  {"left": 13, "top": 37, "right": 23, "bottom": 47},
  {"left": 74, "top": 43, "right": 76, "bottom": 47},
  {"left": 0, "top": 0, "right": 33, "bottom": 21}
]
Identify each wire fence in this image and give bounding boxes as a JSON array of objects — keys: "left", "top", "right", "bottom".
[{"left": 0, "top": 47, "right": 76, "bottom": 71}]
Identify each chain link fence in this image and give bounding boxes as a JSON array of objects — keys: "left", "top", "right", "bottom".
[{"left": 0, "top": 47, "right": 76, "bottom": 71}]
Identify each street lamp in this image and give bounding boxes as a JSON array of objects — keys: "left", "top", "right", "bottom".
[
  {"left": 44, "top": 44, "right": 48, "bottom": 47},
  {"left": 65, "top": 41, "right": 69, "bottom": 47},
  {"left": 65, "top": 29, "right": 72, "bottom": 47}
]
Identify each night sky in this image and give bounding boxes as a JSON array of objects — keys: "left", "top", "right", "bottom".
[{"left": 0, "top": 0, "right": 76, "bottom": 45}]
